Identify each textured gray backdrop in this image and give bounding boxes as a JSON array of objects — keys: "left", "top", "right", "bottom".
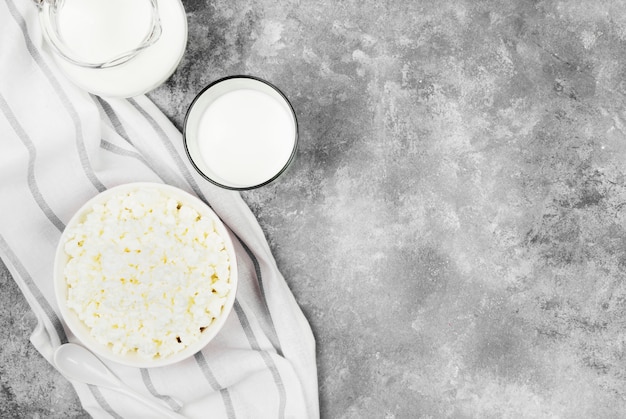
[{"left": 3, "top": 0, "right": 626, "bottom": 417}]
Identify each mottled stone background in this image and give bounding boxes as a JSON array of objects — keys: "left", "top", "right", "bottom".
[{"left": 3, "top": 0, "right": 626, "bottom": 417}]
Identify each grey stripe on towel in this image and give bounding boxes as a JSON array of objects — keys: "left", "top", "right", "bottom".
[
  {"left": 5, "top": 0, "right": 106, "bottom": 194},
  {"left": 0, "top": 234, "right": 67, "bottom": 345},
  {"left": 0, "top": 93, "right": 66, "bottom": 232},
  {"left": 100, "top": 138, "right": 156, "bottom": 175},
  {"left": 194, "top": 351, "right": 237, "bottom": 419},
  {"left": 128, "top": 98, "right": 207, "bottom": 201},
  {"left": 234, "top": 301, "right": 287, "bottom": 419},
  {"left": 88, "top": 385, "right": 124, "bottom": 419},
  {"left": 140, "top": 368, "right": 184, "bottom": 412},
  {"left": 236, "top": 237, "right": 284, "bottom": 356}
]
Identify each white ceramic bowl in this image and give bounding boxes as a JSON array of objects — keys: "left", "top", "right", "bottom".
[{"left": 54, "top": 182, "right": 237, "bottom": 367}]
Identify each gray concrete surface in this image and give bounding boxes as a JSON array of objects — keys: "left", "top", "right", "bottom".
[{"left": 4, "top": 0, "right": 626, "bottom": 417}]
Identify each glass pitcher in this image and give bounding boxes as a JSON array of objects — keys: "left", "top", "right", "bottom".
[{"left": 36, "top": 0, "right": 162, "bottom": 69}]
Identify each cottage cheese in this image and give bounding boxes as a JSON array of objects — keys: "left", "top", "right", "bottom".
[{"left": 62, "top": 188, "right": 231, "bottom": 359}]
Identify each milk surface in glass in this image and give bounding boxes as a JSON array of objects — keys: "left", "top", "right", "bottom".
[{"left": 196, "top": 88, "right": 296, "bottom": 187}]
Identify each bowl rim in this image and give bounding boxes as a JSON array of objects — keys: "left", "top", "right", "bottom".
[
  {"left": 182, "top": 75, "right": 299, "bottom": 190},
  {"left": 53, "top": 182, "right": 238, "bottom": 368}
]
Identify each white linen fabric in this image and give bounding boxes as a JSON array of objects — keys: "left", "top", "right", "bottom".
[{"left": 0, "top": 1, "right": 319, "bottom": 418}]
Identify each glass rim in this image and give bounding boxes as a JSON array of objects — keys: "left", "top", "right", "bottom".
[{"left": 182, "top": 75, "right": 299, "bottom": 191}]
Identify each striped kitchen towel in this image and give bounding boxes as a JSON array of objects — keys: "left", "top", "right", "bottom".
[{"left": 0, "top": 0, "right": 319, "bottom": 418}]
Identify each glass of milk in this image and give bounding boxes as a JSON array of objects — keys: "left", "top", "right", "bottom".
[
  {"left": 38, "top": 0, "right": 162, "bottom": 69},
  {"left": 183, "top": 76, "right": 299, "bottom": 190}
]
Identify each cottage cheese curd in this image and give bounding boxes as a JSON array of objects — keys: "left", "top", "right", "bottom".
[{"left": 62, "top": 187, "right": 231, "bottom": 359}]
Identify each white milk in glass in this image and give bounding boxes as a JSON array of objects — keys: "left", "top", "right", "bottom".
[
  {"left": 196, "top": 88, "right": 296, "bottom": 187},
  {"left": 57, "top": 0, "right": 154, "bottom": 64}
]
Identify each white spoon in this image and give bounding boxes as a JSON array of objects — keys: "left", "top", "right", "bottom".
[{"left": 54, "top": 343, "right": 186, "bottom": 418}]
